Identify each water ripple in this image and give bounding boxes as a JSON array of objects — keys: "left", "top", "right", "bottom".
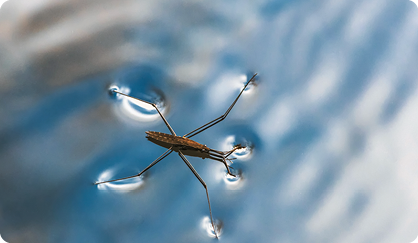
[
  {"left": 200, "top": 216, "right": 223, "bottom": 238},
  {"left": 221, "top": 135, "right": 254, "bottom": 161},
  {"left": 108, "top": 85, "right": 169, "bottom": 123},
  {"left": 96, "top": 169, "right": 145, "bottom": 192}
]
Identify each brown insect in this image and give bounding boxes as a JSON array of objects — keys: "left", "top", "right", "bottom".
[{"left": 95, "top": 73, "right": 257, "bottom": 238}]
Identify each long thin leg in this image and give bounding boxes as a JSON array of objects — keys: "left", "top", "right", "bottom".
[
  {"left": 222, "top": 144, "right": 246, "bottom": 158},
  {"left": 208, "top": 151, "right": 234, "bottom": 176},
  {"left": 183, "top": 73, "right": 257, "bottom": 138},
  {"left": 113, "top": 90, "right": 176, "bottom": 136},
  {"left": 95, "top": 148, "right": 173, "bottom": 185},
  {"left": 206, "top": 145, "right": 244, "bottom": 176},
  {"left": 178, "top": 150, "right": 219, "bottom": 239}
]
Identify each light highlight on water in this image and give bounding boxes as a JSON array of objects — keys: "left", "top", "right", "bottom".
[
  {"left": 109, "top": 85, "right": 168, "bottom": 123},
  {"left": 222, "top": 135, "right": 253, "bottom": 160},
  {"left": 96, "top": 169, "right": 144, "bottom": 192},
  {"left": 108, "top": 85, "right": 119, "bottom": 97},
  {"left": 242, "top": 74, "right": 257, "bottom": 93},
  {"left": 214, "top": 164, "right": 245, "bottom": 190},
  {"left": 200, "top": 216, "right": 222, "bottom": 238}
]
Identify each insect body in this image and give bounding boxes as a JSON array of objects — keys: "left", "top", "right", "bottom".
[
  {"left": 146, "top": 131, "right": 244, "bottom": 176},
  {"left": 96, "top": 73, "right": 257, "bottom": 238},
  {"left": 146, "top": 131, "right": 209, "bottom": 152}
]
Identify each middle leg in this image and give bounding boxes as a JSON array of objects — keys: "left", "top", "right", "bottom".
[{"left": 95, "top": 148, "right": 173, "bottom": 185}]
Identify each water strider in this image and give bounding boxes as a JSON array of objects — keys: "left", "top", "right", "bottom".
[{"left": 96, "top": 73, "right": 258, "bottom": 238}]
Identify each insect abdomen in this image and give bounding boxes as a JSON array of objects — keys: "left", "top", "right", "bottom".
[{"left": 145, "top": 131, "right": 207, "bottom": 150}]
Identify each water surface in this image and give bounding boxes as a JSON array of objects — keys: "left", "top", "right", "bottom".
[{"left": 1, "top": 0, "right": 418, "bottom": 243}]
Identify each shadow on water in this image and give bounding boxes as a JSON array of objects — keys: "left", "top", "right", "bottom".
[
  {"left": 0, "top": 77, "right": 103, "bottom": 153},
  {"left": 277, "top": 121, "right": 323, "bottom": 163}
]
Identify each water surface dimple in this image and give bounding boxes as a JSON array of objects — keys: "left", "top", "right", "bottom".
[
  {"left": 223, "top": 167, "right": 245, "bottom": 190},
  {"left": 200, "top": 216, "right": 223, "bottom": 238},
  {"left": 96, "top": 169, "right": 145, "bottom": 192},
  {"left": 242, "top": 73, "right": 258, "bottom": 93},
  {"left": 221, "top": 135, "right": 254, "bottom": 161},
  {"left": 108, "top": 64, "right": 172, "bottom": 124},
  {"left": 108, "top": 84, "right": 169, "bottom": 123},
  {"left": 206, "top": 72, "right": 257, "bottom": 115},
  {"left": 107, "top": 85, "right": 119, "bottom": 97}
]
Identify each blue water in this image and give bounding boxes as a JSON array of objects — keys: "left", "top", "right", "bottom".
[{"left": 1, "top": 0, "right": 418, "bottom": 243}]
